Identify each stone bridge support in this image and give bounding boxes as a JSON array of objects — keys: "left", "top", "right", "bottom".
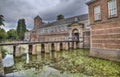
[
  {"left": 45, "top": 43, "right": 51, "bottom": 53},
  {"left": 55, "top": 43, "right": 60, "bottom": 51},
  {"left": 13, "top": 45, "right": 21, "bottom": 57},
  {"left": 78, "top": 42, "right": 83, "bottom": 48},
  {"left": 36, "top": 44, "right": 41, "bottom": 54},
  {"left": 69, "top": 42, "right": 74, "bottom": 49},
  {"left": 28, "top": 45, "right": 37, "bottom": 55},
  {"left": 74, "top": 42, "right": 77, "bottom": 49},
  {"left": 32, "top": 45, "right": 37, "bottom": 55},
  {"left": 62, "top": 42, "right": 69, "bottom": 51}
]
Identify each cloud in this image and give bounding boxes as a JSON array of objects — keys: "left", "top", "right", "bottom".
[{"left": 0, "top": 0, "right": 89, "bottom": 31}]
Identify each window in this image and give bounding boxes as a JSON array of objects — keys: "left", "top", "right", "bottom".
[
  {"left": 94, "top": 6, "right": 101, "bottom": 20},
  {"left": 108, "top": 0, "right": 117, "bottom": 18},
  {"left": 85, "top": 22, "right": 90, "bottom": 28}
]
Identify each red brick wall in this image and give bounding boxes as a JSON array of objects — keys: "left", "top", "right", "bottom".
[
  {"left": 88, "top": 0, "right": 120, "bottom": 25},
  {"left": 34, "top": 18, "right": 42, "bottom": 30},
  {"left": 88, "top": 0, "right": 120, "bottom": 61}
]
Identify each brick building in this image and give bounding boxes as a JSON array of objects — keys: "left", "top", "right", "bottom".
[
  {"left": 29, "top": 14, "right": 90, "bottom": 48},
  {"left": 87, "top": 0, "right": 120, "bottom": 61}
]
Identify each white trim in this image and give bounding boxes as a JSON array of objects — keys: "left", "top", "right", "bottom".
[
  {"left": 92, "top": 27, "right": 120, "bottom": 31},
  {"left": 92, "top": 43, "right": 120, "bottom": 45},
  {"left": 94, "top": 5, "right": 101, "bottom": 20},
  {"left": 92, "top": 48, "right": 120, "bottom": 51},
  {"left": 92, "top": 33, "right": 120, "bottom": 36},
  {"left": 108, "top": 0, "right": 117, "bottom": 18}
]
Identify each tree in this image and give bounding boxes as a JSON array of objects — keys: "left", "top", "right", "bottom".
[
  {"left": 57, "top": 14, "right": 64, "bottom": 20},
  {"left": 16, "top": 19, "right": 27, "bottom": 40},
  {"left": 0, "top": 15, "right": 5, "bottom": 26},
  {"left": 7, "top": 29, "right": 18, "bottom": 40},
  {"left": 0, "top": 28, "right": 7, "bottom": 41}
]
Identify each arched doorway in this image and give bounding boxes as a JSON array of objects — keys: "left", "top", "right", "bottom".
[{"left": 72, "top": 29, "right": 79, "bottom": 41}]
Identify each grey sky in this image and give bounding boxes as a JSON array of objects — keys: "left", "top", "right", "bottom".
[{"left": 0, "top": 0, "right": 89, "bottom": 31}]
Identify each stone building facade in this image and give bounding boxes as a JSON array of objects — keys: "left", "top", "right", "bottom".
[
  {"left": 30, "top": 14, "right": 90, "bottom": 48},
  {"left": 87, "top": 0, "right": 120, "bottom": 61},
  {"left": 24, "top": 32, "right": 30, "bottom": 41}
]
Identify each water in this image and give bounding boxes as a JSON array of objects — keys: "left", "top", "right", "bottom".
[
  {"left": 2, "top": 50, "right": 68, "bottom": 77},
  {"left": 1, "top": 49, "right": 120, "bottom": 77}
]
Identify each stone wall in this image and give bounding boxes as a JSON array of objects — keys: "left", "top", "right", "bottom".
[
  {"left": 83, "top": 31, "right": 90, "bottom": 48},
  {"left": 88, "top": 0, "right": 120, "bottom": 61}
]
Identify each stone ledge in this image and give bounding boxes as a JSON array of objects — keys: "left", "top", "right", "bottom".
[{"left": 90, "top": 48, "right": 120, "bottom": 62}]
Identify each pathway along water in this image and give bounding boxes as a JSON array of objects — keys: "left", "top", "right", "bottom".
[{"left": 1, "top": 49, "right": 120, "bottom": 77}]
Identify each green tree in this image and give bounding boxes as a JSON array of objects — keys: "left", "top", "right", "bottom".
[
  {"left": 0, "top": 15, "right": 5, "bottom": 26},
  {"left": 16, "top": 19, "right": 27, "bottom": 40},
  {"left": 7, "top": 29, "right": 18, "bottom": 40},
  {"left": 0, "top": 28, "right": 7, "bottom": 41},
  {"left": 57, "top": 14, "right": 64, "bottom": 20}
]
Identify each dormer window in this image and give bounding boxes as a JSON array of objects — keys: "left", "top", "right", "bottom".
[
  {"left": 108, "top": 0, "right": 117, "bottom": 18},
  {"left": 94, "top": 6, "right": 101, "bottom": 21}
]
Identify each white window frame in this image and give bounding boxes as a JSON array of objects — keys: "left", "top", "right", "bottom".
[
  {"left": 108, "top": 0, "right": 117, "bottom": 18},
  {"left": 94, "top": 6, "right": 101, "bottom": 21},
  {"left": 85, "top": 22, "right": 90, "bottom": 29}
]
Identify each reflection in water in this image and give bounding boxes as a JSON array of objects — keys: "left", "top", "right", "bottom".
[
  {"left": 2, "top": 54, "right": 14, "bottom": 67},
  {"left": 3, "top": 50, "right": 65, "bottom": 77},
  {"left": 26, "top": 52, "right": 29, "bottom": 64}
]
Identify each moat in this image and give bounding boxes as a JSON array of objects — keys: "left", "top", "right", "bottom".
[{"left": 1, "top": 48, "right": 120, "bottom": 77}]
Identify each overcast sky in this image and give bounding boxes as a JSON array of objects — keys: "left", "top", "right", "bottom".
[{"left": 0, "top": 0, "right": 89, "bottom": 31}]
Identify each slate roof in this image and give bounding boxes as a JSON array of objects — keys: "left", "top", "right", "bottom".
[
  {"left": 39, "top": 14, "right": 88, "bottom": 28},
  {"left": 34, "top": 15, "right": 42, "bottom": 19},
  {"left": 86, "top": 0, "right": 96, "bottom": 5}
]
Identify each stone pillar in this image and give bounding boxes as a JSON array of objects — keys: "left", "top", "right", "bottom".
[
  {"left": 13, "top": 45, "right": 21, "bottom": 57},
  {"left": 62, "top": 42, "right": 66, "bottom": 50},
  {"left": 79, "top": 42, "right": 83, "bottom": 48},
  {"left": 36, "top": 44, "right": 41, "bottom": 54},
  {"left": 0, "top": 49, "right": 4, "bottom": 76},
  {"left": 45, "top": 43, "right": 51, "bottom": 53},
  {"left": 63, "top": 42, "right": 69, "bottom": 50},
  {"left": 74, "top": 42, "right": 77, "bottom": 49},
  {"left": 55, "top": 43, "right": 60, "bottom": 51},
  {"left": 69, "top": 42, "right": 73, "bottom": 49},
  {"left": 32, "top": 45, "right": 37, "bottom": 55},
  {"left": 76, "top": 42, "right": 79, "bottom": 49}
]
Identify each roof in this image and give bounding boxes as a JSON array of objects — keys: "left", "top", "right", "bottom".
[
  {"left": 34, "top": 15, "right": 41, "bottom": 19},
  {"left": 39, "top": 14, "right": 88, "bottom": 28},
  {"left": 86, "top": 0, "right": 96, "bottom": 5}
]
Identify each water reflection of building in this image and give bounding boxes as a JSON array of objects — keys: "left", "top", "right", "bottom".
[{"left": 26, "top": 14, "right": 90, "bottom": 48}]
